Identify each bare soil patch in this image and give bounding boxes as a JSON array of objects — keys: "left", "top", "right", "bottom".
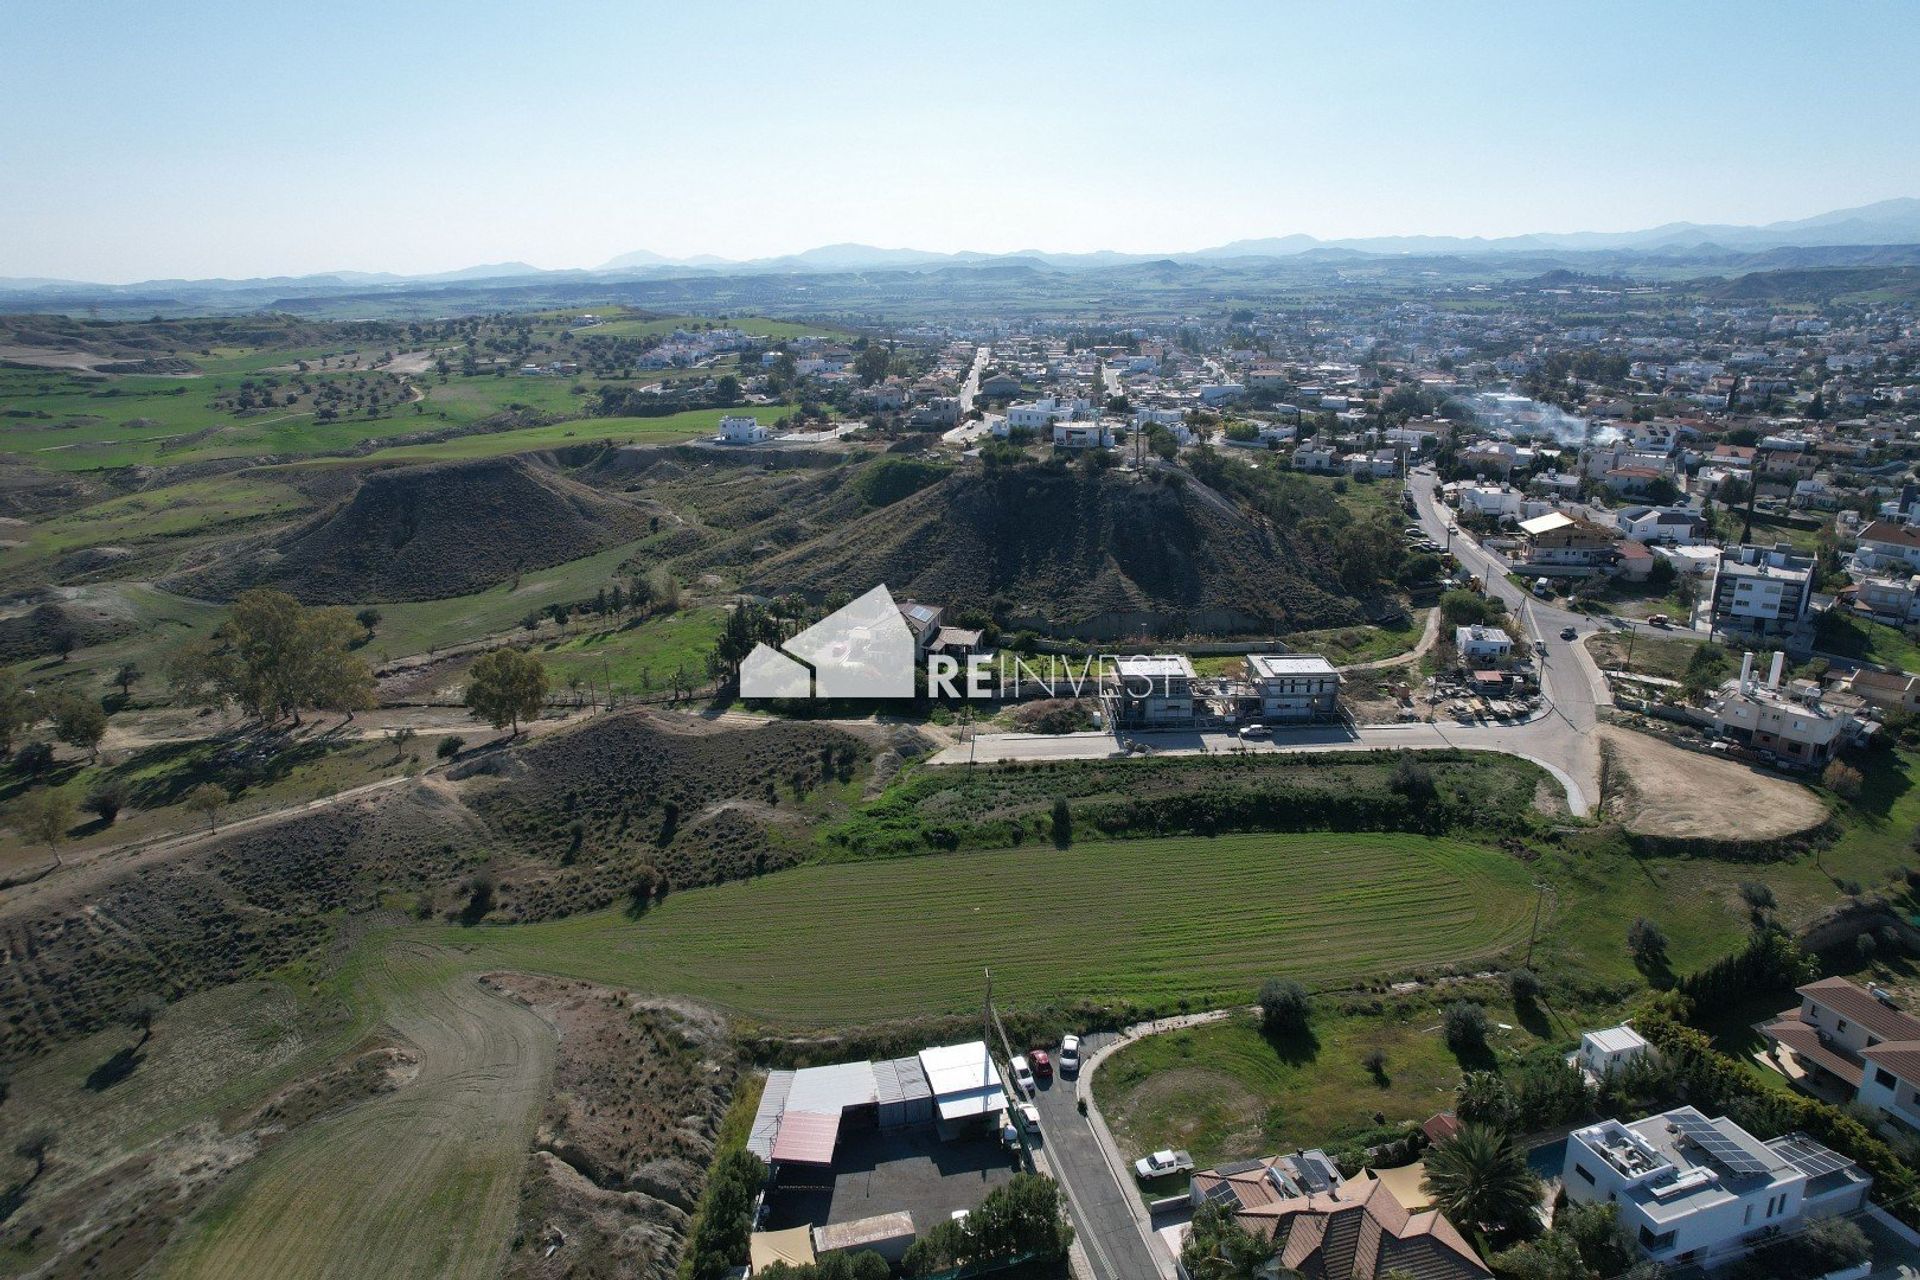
[
  {"left": 1597, "top": 725, "right": 1828, "bottom": 840},
  {"left": 493, "top": 975, "right": 735, "bottom": 1280}
]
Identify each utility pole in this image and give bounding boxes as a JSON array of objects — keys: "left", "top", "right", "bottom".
[{"left": 1524, "top": 881, "right": 1548, "bottom": 967}]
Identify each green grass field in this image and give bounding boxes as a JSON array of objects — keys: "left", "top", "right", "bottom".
[
  {"left": 535, "top": 606, "right": 725, "bottom": 695},
  {"left": 1096, "top": 1007, "right": 1517, "bottom": 1166},
  {"left": 325, "top": 403, "right": 785, "bottom": 467},
  {"left": 1817, "top": 613, "right": 1920, "bottom": 676},
  {"left": 359, "top": 539, "right": 652, "bottom": 658},
  {"left": 427, "top": 832, "right": 1537, "bottom": 1024}
]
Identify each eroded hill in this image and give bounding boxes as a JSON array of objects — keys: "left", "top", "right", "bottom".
[
  {"left": 167, "top": 455, "right": 650, "bottom": 603},
  {"left": 742, "top": 462, "right": 1366, "bottom": 638}
]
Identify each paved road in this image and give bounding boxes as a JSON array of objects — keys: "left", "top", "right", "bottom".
[
  {"left": 1029, "top": 1034, "right": 1171, "bottom": 1280},
  {"left": 957, "top": 344, "right": 990, "bottom": 415}
]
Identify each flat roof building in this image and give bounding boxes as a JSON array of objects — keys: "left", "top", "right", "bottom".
[
  {"left": 1562, "top": 1106, "right": 1867, "bottom": 1267},
  {"left": 1243, "top": 654, "right": 1341, "bottom": 721}
]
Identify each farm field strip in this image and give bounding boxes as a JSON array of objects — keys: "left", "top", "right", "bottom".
[
  {"left": 433, "top": 833, "right": 1536, "bottom": 1023},
  {"left": 160, "top": 942, "right": 554, "bottom": 1280}
]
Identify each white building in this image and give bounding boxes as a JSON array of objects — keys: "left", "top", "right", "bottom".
[
  {"left": 1453, "top": 484, "right": 1524, "bottom": 519},
  {"left": 1244, "top": 654, "right": 1341, "bottom": 721},
  {"left": 719, "top": 415, "right": 769, "bottom": 444},
  {"left": 1573, "top": 1025, "right": 1651, "bottom": 1081},
  {"left": 1052, "top": 421, "right": 1115, "bottom": 449},
  {"left": 1617, "top": 506, "right": 1709, "bottom": 546},
  {"left": 1454, "top": 625, "right": 1514, "bottom": 662},
  {"left": 1856, "top": 520, "right": 1920, "bottom": 574},
  {"left": 1106, "top": 655, "right": 1196, "bottom": 727},
  {"left": 1705, "top": 651, "right": 1867, "bottom": 766},
  {"left": 1710, "top": 544, "right": 1812, "bottom": 637},
  {"left": 1561, "top": 1107, "right": 1868, "bottom": 1268}
]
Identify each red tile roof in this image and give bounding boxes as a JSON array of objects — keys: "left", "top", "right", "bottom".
[
  {"left": 1862, "top": 1042, "right": 1920, "bottom": 1083},
  {"left": 1861, "top": 521, "right": 1920, "bottom": 550},
  {"left": 1798, "top": 977, "right": 1920, "bottom": 1042},
  {"left": 1241, "top": 1178, "right": 1490, "bottom": 1280},
  {"left": 1763, "top": 1017, "right": 1865, "bottom": 1089}
]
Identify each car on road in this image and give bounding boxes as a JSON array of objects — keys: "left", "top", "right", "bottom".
[
  {"left": 1238, "top": 723, "right": 1270, "bottom": 739},
  {"left": 1009, "top": 1054, "right": 1036, "bottom": 1096},
  {"left": 1134, "top": 1149, "right": 1194, "bottom": 1180},
  {"left": 1648, "top": 614, "right": 1672, "bottom": 628},
  {"left": 1029, "top": 1049, "right": 1052, "bottom": 1079},
  {"left": 1560, "top": 626, "right": 1578, "bottom": 640},
  {"left": 1059, "top": 1035, "right": 1081, "bottom": 1074}
]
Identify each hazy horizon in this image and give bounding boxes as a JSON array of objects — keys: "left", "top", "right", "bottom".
[{"left": 4, "top": 0, "right": 1917, "bottom": 283}]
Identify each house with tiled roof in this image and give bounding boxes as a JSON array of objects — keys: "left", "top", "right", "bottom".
[
  {"left": 1762, "top": 977, "right": 1920, "bottom": 1132},
  {"left": 1179, "top": 1155, "right": 1489, "bottom": 1279}
]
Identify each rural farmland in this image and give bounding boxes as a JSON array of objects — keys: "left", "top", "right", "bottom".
[{"left": 431, "top": 832, "right": 1540, "bottom": 1024}]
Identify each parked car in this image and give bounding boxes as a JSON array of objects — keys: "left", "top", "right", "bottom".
[
  {"left": 1059, "top": 1035, "right": 1082, "bottom": 1074},
  {"left": 1560, "top": 626, "right": 1578, "bottom": 640},
  {"left": 1009, "top": 1055, "right": 1036, "bottom": 1096},
  {"left": 1238, "top": 723, "right": 1271, "bottom": 739},
  {"left": 1134, "top": 1149, "right": 1195, "bottom": 1180},
  {"left": 1029, "top": 1049, "right": 1052, "bottom": 1080},
  {"left": 1648, "top": 614, "right": 1671, "bottom": 629},
  {"left": 1018, "top": 1102, "right": 1042, "bottom": 1134}
]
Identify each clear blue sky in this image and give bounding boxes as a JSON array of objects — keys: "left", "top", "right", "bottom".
[{"left": 3, "top": 0, "right": 1916, "bottom": 282}]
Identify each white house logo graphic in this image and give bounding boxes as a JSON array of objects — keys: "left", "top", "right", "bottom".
[{"left": 741, "top": 584, "right": 916, "bottom": 699}]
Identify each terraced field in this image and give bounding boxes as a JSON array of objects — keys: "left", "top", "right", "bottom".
[
  {"left": 439, "top": 833, "right": 1538, "bottom": 1023},
  {"left": 160, "top": 942, "right": 554, "bottom": 1280}
]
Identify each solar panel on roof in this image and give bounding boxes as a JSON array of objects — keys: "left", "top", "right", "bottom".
[
  {"left": 1670, "top": 1112, "right": 1769, "bottom": 1176},
  {"left": 1774, "top": 1136, "right": 1853, "bottom": 1179},
  {"left": 1215, "top": 1159, "right": 1265, "bottom": 1176},
  {"left": 1203, "top": 1181, "right": 1241, "bottom": 1207}
]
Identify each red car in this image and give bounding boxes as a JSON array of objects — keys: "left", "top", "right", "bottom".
[{"left": 1029, "top": 1049, "right": 1053, "bottom": 1079}]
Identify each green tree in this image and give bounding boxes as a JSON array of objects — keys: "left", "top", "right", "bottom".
[
  {"left": 1258, "top": 978, "right": 1311, "bottom": 1037},
  {"left": 83, "top": 777, "right": 132, "bottom": 824},
  {"left": 183, "top": 782, "right": 229, "bottom": 831},
  {"left": 113, "top": 662, "right": 143, "bottom": 697},
  {"left": 47, "top": 693, "right": 108, "bottom": 762},
  {"left": 122, "top": 991, "right": 164, "bottom": 1050},
  {"left": 355, "top": 607, "right": 383, "bottom": 639},
  {"left": 1180, "top": 1199, "right": 1276, "bottom": 1279},
  {"left": 0, "top": 669, "right": 32, "bottom": 755},
  {"left": 11, "top": 787, "right": 75, "bottom": 864},
  {"left": 1456, "top": 1070, "right": 1513, "bottom": 1126},
  {"left": 172, "top": 590, "right": 376, "bottom": 724},
  {"left": 464, "top": 647, "right": 550, "bottom": 734},
  {"left": 1421, "top": 1124, "right": 1542, "bottom": 1237},
  {"left": 855, "top": 342, "right": 893, "bottom": 385}
]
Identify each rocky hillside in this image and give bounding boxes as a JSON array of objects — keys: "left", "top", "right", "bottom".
[{"left": 745, "top": 462, "right": 1365, "bottom": 638}]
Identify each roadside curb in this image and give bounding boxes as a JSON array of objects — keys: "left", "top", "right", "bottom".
[{"left": 1076, "top": 1010, "right": 1236, "bottom": 1280}]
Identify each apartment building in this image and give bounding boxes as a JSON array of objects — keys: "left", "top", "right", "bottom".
[{"left": 1709, "top": 544, "right": 1813, "bottom": 638}]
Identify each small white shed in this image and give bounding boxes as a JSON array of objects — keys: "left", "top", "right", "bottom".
[{"left": 1575, "top": 1024, "right": 1650, "bottom": 1078}]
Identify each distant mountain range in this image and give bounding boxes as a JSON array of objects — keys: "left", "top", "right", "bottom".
[
  {"left": 5, "top": 198, "right": 1919, "bottom": 304},
  {"left": 584, "top": 197, "right": 1920, "bottom": 274}
]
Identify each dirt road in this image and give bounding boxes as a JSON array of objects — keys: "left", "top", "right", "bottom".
[{"left": 160, "top": 942, "right": 555, "bottom": 1279}]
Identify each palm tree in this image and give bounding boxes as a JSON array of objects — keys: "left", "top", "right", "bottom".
[{"left": 1421, "top": 1123, "right": 1542, "bottom": 1236}]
